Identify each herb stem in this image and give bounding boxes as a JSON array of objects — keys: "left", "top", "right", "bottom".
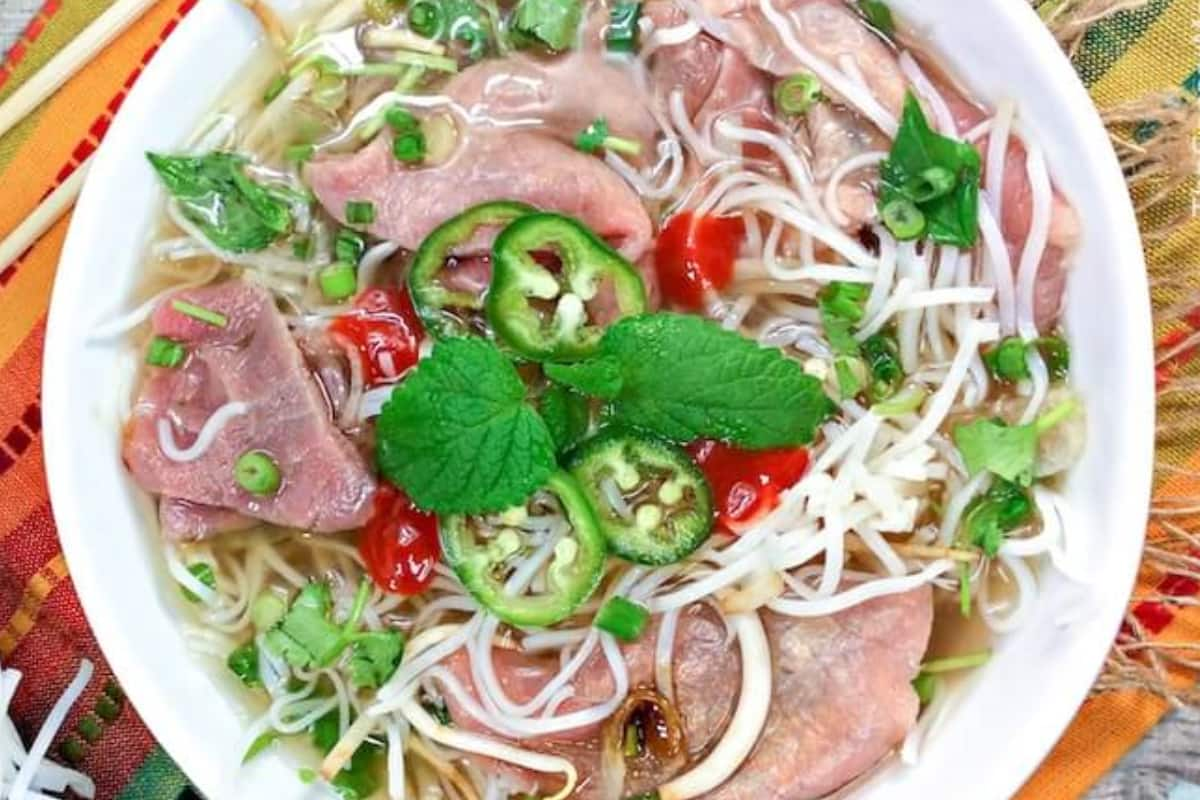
[
  {"left": 919, "top": 650, "right": 993, "bottom": 674},
  {"left": 1034, "top": 397, "right": 1080, "bottom": 434}
]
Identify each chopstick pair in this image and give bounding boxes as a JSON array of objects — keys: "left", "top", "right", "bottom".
[{"left": 0, "top": 0, "right": 159, "bottom": 269}]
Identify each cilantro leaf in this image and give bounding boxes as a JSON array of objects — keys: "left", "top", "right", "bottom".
[
  {"left": 858, "top": 0, "right": 895, "bottom": 36},
  {"left": 226, "top": 641, "right": 261, "bottom": 688},
  {"left": 962, "top": 480, "right": 1033, "bottom": 557},
  {"left": 376, "top": 338, "right": 557, "bottom": 514},
  {"left": 545, "top": 356, "right": 624, "bottom": 399},
  {"left": 539, "top": 384, "right": 591, "bottom": 456},
  {"left": 574, "top": 314, "right": 833, "bottom": 448},
  {"left": 879, "top": 93, "right": 981, "bottom": 247},
  {"left": 349, "top": 632, "right": 405, "bottom": 689},
  {"left": 819, "top": 283, "right": 870, "bottom": 399},
  {"left": 511, "top": 0, "right": 582, "bottom": 51},
  {"left": 952, "top": 418, "right": 1037, "bottom": 486},
  {"left": 982, "top": 337, "right": 1032, "bottom": 382},
  {"left": 147, "top": 152, "right": 292, "bottom": 252},
  {"left": 575, "top": 118, "right": 611, "bottom": 154},
  {"left": 263, "top": 582, "right": 344, "bottom": 669}
]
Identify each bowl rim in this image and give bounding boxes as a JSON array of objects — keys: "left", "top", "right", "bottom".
[{"left": 41, "top": 0, "right": 1154, "bottom": 797}]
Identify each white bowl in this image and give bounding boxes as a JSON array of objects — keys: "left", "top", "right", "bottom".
[{"left": 42, "top": 1, "right": 1154, "bottom": 797}]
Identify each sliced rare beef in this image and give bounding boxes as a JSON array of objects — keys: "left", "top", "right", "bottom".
[
  {"left": 123, "top": 280, "right": 375, "bottom": 540},
  {"left": 306, "top": 130, "right": 654, "bottom": 261},
  {"left": 438, "top": 587, "right": 931, "bottom": 799},
  {"left": 445, "top": 52, "right": 659, "bottom": 153},
  {"left": 440, "top": 604, "right": 740, "bottom": 798}
]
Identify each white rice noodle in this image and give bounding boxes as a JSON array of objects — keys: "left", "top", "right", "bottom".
[
  {"left": 823, "top": 151, "right": 887, "bottom": 227},
  {"left": 643, "top": 19, "right": 701, "bottom": 54},
  {"left": 3, "top": 660, "right": 95, "bottom": 800},
  {"left": 816, "top": 414, "right": 880, "bottom": 596},
  {"left": 985, "top": 99, "right": 1016, "bottom": 226},
  {"left": 977, "top": 202, "right": 1017, "bottom": 336},
  {"left": 413, "top": 595, "right": 479, "bottom": 630},
  {"left": 606, "top": 137, "right": 686, "bottom": 200},
  {"left": 156, "top": 401, "right": 251, "bottom": 463},
  {"left": 357, "top": 241, "right": 401, "bottom": 290},
  {"left": 654, "top": 607, "right": 682, "bottom": 706},
  {"left": 387, "top": 718, "right": 408, "bottom": 800},
  {"left": 936, "top": 472, "right": 991, "bottom": 547},
  {"left": 712, "top": 119, "right": 830, "bottom": 226},
  {"left": 373, "top": 620, "right": 482, "bottom": 708},
  {"left": 720, "top": 295, "right": 756, "bottom": 330},
  {"left": 769, "top": 559, "right": 956, "bottom": 617},
  {"left": 657, "top": 614, "right": 771, "bottom": 800},
  {"left": 863, "top": 228, "right": 897, "bottom": 319},
  {"left": 853, "top": 525, "right": 907, "bottom": 577},
  {"left": 757, "top": 0, "right": 897, "bottom": 135},
  {"left": 359, "top": 385, "right": 395, "bottom": 421},
  {"left": 165, "top": 201, "right": 311, "bottom": 277},
  {"left": 858, "top": 286, "right": 995, "bottom": 345},
  {"left": 726, "top": 192, "right": 880, "bottom": 270},
  {"left": 980, "top": 554, "right": 1038, "bottom": 634},
  {"left": 925, "top": 249, "right": 958, "bottom": 363},
  {"left": 898, "top": 52, "right": 957, "bottom": 135},
  {"left": 874, "top": 320, "right": 999, "bottom": 461},
  {"left": 1019, "top": 348, "right": 1050, "bottom": 426},
  {"left": 693, "top": 168, "right": 772, "bottom": 218},
  {"left": 669, "top": 89, "right": 726, "bottom": 164},
  {"left": 520, "top": 628, "right": 590, "bottom": 653},
  {"left": 1003, "top": 487, "right": 1088, "bottom": 584},
  {"left": 956, "top": 254, "right": 990, "bottom": 408},
  {"left": 1014, "top": 137, "right": 1052, "bottom": 341}
]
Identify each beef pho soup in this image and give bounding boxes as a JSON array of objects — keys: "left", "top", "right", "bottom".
[{"left": 112, "top": 0, "right": 1085, "bottom": 796}]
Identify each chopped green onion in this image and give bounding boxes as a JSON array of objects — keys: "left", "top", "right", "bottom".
[
  {"left": 858, "top": 0, "right": 895, "bottom": 37},
  {"left": 234, "top": 451, "right": 283, "bottom": 496},
  {"left": 335, "top": 228, "right": 367, "bottom": 264},
  {"left": 594, "top": 596, "right": 650, "bottom": 642},
  {"left": 227, "top": 642, "right": 261, "bottom": 687},
  {"left": 773, "top": 73, "right": 822, "bottom": 116},
  {"left": 958, "top": 561, "right": 972, "bottom": 617},
  {"left": 393, "top": 130, "right": 428, "bottom": 163},
  {"left": 146, "top": 336, "right": 186, "bottom": 368},
  {"left": 263, "top": 73, "right": 289, "bottom": 104},
  {"left": 983, "top": 336, "right": 1031, "bottom": 382},
  {"left": 407, "top": 0, "right": 444, "bottom": 38},
  {"left": 345, "top": 200, "right": 377, "bottom": 226},
  {"left": 319, "top": 261, "right": 359, "bottom": 301},
  {"left": 297, "top": 767, "right": 317, "bottom": 784},
  {"left": 872, "top": 384, "right": 927, "bottom": 417},
  {"left": 919, "top": 650, "right": 992, "bottom": 674},
  {"left": 181, "top": 562, "right": 216, "bottom": 603},
  {"left": 284, "top": 143, "right": 315, "bottom": 164},
  {"left": 171, "top": 299, "right": 229, "bottom": 328},
  {"left": 881, "top": 197, "right": 925, "bottom": 240},
  {"left": 242, "top": 731, "right": 279, "bottom": 764},
  {"left": 1035, "top": 335, "right": 1070, "bottom": 379},
  {"left": 292, "top": 235, "right": 314, "bottom": 261},
  {"left": 903, "top": 165, "right": 957, "bottom": 203},
  {"left": 386, "top": 106, "right": 420, "bottom": 132},
  {"left": 623, "top": 721, "right": 641, "bottom": 757},
  {"left": 252, "top": 590, "right": 287, "bottom": 631},
  {"left": 606, "top": 2, "right": 642, "bottom": 52},
  {"left": 1034, "top": 396, "right": 1080, "bottom": 434},
  {"left": 912, "top": 672, "right": 936, "bottom": 706}
]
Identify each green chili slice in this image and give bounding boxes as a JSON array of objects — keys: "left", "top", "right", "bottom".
[
  {"left": 568, "top": 431, "right": 713, "bottom": 566},
  {"left": 488, "top": 212, "right": 647, "bottom": 362},
  {"left": 440, "top": 471, "right": 606, "bottom": 627},
  {"left": 409, "top": 201, "right": 536, "bottom": 339}
]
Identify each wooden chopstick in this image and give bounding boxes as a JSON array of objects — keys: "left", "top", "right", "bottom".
[
  {"left": 0, "top": 156, "right": 92, "bottom": 270},
  {"left": 0, "top": 0, "right": 158, "bottom": 141}
]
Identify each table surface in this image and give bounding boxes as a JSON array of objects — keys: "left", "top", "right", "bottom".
[{"left": 1, "top": 2, "right": 1197, "bottom": 798}]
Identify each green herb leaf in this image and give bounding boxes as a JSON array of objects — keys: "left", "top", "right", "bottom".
[
  {"left": 833, "top": 356, "right": 865, "bottom": 400},
  {"left": 982, "top": 337, "right": 1032, "bottom": 382},
  {"left": 242, "top": 730, "right": 279, "bottom": 764},
  {"left": 962, "top": 480, "right": 1033, "bottom": 557},
  {"left": 858, "top": 0, "right": 895, "bottom": 36},
  {"left": 181, "top": 562, "right": 216, "bottom": 603},
  {"left": 311, "top": 709, "right": 340, "bottom": 754},
  {"left": 1035, "top": 335, "right": 1070, "bottom": 380},
  {"left": 879, "top": 93, "right": 981, "bottom": 247},
  {"left": 818, "top": 282, "right": 868, "bottom": 356},
  {"left": 226, "top": 642, "right": 261, "bottom": 688},
  {"left": 331, "top": 742, "right": 382, "bottom": 800},
  {"left": 263, "top": 582, "right": 345, "bottom": 669},
  {"left": 349, "top": 631, "right": 405, "bottom": 689},
  {"left": 862, "top": 331, "right": 903, "bottom": 402},
  {"left": 912, "top": 672, "right": 936, "bottom": 706},
  {"left": 376, "top": 338, "right": 557, "bottom": 514},
  {"left": 511, "top": 0, "right": 582, "bottom": 51},
  {"left": 545, "top": 356, "right": 624, "bottom": 399},
  {"left": 570, "top": 314, "right": 834, "bottom": 448},
  {"left": 539, "top": 384, "right": 591, "bottom": 455},
  {"left": 952, "top": 418, "right": 1038, "bottom": 486},
  {"left": 146, "top": 152, "right": 292, "bottom": 252}
]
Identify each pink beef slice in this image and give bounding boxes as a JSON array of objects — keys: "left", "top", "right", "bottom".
[
  {"left": 445, "top": 52, "right": 659, "bottom": 153},
  {"left": 123, "top": 280, "right": 375, "bottom": 540},
  {"left": 305, "top": 130, "right": 654, "bottom": 262},
  {"left": 439, "top": 604, "right": 740, "bottom": 798},
  {"left": 438, "top": 587, "right": 932, "bottom": 799}
]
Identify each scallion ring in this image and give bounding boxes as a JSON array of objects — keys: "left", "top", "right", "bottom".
[
  {"left": 773, "top": 73, "right": 822, "bottom": 116},
  {"left": 881, "top": 198, "right": 926, "bottom": 241},
  {"left": 319, "top": 262, "right": 358, "bottom": 301},
  {"left": 407, "top": 0, "right": 445, "bottom": 39},
  {"left": 235, "top": 451, "right": 282, "bottom": 496},
  {"left": 345, "top": 200, "right": 376, "bottom": 226},
  {"left": 146, "top": 336, "right": 187, "bottom": 368},
  {"left": 903, "top": 165, "right": 957, "bottom": 203}
]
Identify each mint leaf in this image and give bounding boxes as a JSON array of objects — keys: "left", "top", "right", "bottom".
[
  {"left": 147, "top": 152, "right": 292, "bottom": 252},
  {"left": 590, "top": 314, "right": 833, "bottom": 448},
  {"left": 545, "top": 356, "right": 623, "bottom": 399},
  {"left": 952, "top": 418, "right": 1037, "bottom": 486},
  {"left": 539, "top": 384, "right": 590, "bottom": 455},
  {"left": 376, "top": 338, "right": 557, "bottom": 514},
  {"left": 879, "top": 93, "right": 981, "bottom": 247},
  {"left": 349, "top": 632, "right": 405, "bottom": 689}
]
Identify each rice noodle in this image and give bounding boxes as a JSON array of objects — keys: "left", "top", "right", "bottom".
[
  {"left": 770, "top": 559, "right": 956, "bottom": 617},
  {"left": 898, "top": 53, "right": 957, "bottom": 135},
  {"left": 654, "top": 607, "right": 682, "bottom": 706},
  {"left": 156, "top": 401, "right": 251, "bottom": 462},
  {"left": 823, "top": 151, "right": 887, "bottom": 227},
  {"left": 977, "top": 202, "right": 1017, "bottom": 335},
  {"left": 985, "top": 100, "right": 1016, "bottom": 226},
  {"left": 1014, "top": 136, "right": 1053, "bottom": 341}
]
